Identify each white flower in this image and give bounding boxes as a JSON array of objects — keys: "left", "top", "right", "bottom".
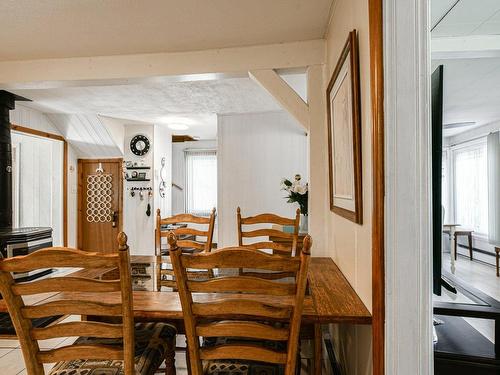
[{"left": 295, "top": 185, "right": 307, "bottom": 194}]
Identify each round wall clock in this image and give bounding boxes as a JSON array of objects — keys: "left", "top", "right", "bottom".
[{"left": 130, "top": 134, "right": 150, "bottom": 156}]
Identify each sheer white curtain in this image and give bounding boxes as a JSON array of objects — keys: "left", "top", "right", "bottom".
[
  {"left": 454, "top": 141, "right": 488, "bottom": 234},
  {"left": 488, "top": 131, "right": 500, "bottom": 246},
  {"left": 185, "top": 150, "right": 217, "bottom": 216}
]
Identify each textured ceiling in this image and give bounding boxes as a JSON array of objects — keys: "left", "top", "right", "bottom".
[
  {"left": 13, "top": 74, "right": 307, "bottom": 140},
  {"left": 0, "top": 0, "right": 334, "bottom": 61}
]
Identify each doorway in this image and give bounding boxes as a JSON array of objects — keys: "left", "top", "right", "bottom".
[{"left": 78, "top": 158, "right": 123, "bottom": 252}]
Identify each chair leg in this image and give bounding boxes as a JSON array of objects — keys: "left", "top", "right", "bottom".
[
  {"left": 454, "top": 234, "right": 458, "bottom": 261},
  {"left": 313, "top": 324, "right": 322, "bottom": 375},
  {"left": 496, "top": 248, "right": 500, "bottom": 277},
  {"left": 468, "top": 234, "right": 473, "bottom": 260},
  {"left": 164, "top": 343, "right": 176, "bottom": 375}
]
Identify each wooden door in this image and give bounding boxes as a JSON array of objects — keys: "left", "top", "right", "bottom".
[{"left": 78, "top": 158, "right": 123, "bottom": 253}]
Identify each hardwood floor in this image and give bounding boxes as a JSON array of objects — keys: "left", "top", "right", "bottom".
[{"left": 438, "top": 253, "right": 500, "bottom": 343}]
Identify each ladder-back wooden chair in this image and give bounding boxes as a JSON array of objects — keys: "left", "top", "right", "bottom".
[
  {"left": 155, "top": 208, "right": 216, "bottom": 290},
  {"left": 0, "top": 232, "right": 177, "bottom": 375},
  {"left": 169, "top": 232, "right": 312, "bottom": 375},
  {"left": 237, "top": 207, "right": 301, "bottom": 280},
  {"left": 237, "top": 207, "right": 300, "bottom": 257}
]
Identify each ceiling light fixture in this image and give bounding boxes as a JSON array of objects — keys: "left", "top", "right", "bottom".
[{"left": 167, "top": 123, "right": 189, "bottom": 131}]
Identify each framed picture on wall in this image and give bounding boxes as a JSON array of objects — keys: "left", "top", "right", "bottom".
[{"left": 326, "top": 30, "right": 363, "bottom": 224}]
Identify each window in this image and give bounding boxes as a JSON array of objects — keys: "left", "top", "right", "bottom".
[
  {"left": 453, "top": 140, "right": 488, "bottom": 235},
  {"left": 442, "top": 150, "right": 449, "bottom": 223},
  {"left": 185, "top": 150, "right": 217, "bottom": 216}
]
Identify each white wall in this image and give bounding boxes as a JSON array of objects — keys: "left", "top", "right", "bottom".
[
  {"left": 123, "top": 124, "right": 155, "bottom": 254},
  {"left": 11, "top": 132, "right": 63, "bottom": 245},
  {"left": 217, "top": 111, "right": 308, "bottom": 248},
  {"left": 122, "top": 123, "right": 172, "bottom": 255},
  {"left": 316, "top": 0, "right": 374, "bottom": 373},
  {"left": 10, "top": 104, "right": 79, "bottom": 247},
  {"left": 153, "top": 124, "right": 172, "bottom": 220}
]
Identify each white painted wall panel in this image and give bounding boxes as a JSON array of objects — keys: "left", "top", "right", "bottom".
[
  {"left": 153, "top": 125, "right": 172, "bottom": 220},
  {"left": 11, "top": 132, "right": 64, "bottom": 245},
  {"left": 217, "top": 111, "right": 307, "bottom": 248},
  {"left": 123, "top": 124, "right": 155, "bottom": 255},
  {"left": 11, "top": 104, "right": 62, "bottom": 134},
  {"left": 10, "top": 104, "right": 78, "bottom": 247}
]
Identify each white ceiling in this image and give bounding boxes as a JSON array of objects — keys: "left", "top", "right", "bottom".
[
  {"left": 432, "top": 0, "right": 500, "bottom": 36},
  {"left": 13, "top": 74, "right": 307, "bottom": 140},
  {"left": 432, "top": 0, "right": 500, "bottom": 137},
  {"left": 0, "top": 0, "right": 334, "bottom": 61},
  {"left": 433, "top": 57, "right": 500, "bottom": 135}
]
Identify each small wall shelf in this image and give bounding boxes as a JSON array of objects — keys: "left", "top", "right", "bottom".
[
  {"left": 125, "top": 166, "right": 151, "bottom": 170},
  {"left": 126, "top": 178, "right": 151, "bottom": 182}
]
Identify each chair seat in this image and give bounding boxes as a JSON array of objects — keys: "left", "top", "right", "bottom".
[
  {"left": 204, "top": 360, "right": 284, "bottom": 375},
  {"left": 49, "top": 322, "right": 177, "bottom": 375},
  {"left": 202, "top": 337, "right": 286, "bottom": 375}
]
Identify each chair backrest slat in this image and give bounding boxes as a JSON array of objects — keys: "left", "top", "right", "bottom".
[
  {"left": 31, "top": 321, "right": 123, "bottom": 340},
  {"left": 170, "top": 232, "right": 312, "bottom": 375},
  {"left": 37, "top": 345, "right": 123, "bottom": 363},
  {"left": 199, "top": 344, "right": 287, "bottom": 364},
  {"left": 180, "top": 247, "right": 301, "bottom": 271},
  {"left": 237, "top": 207, "right": 300, "bottom": 258},
  {"left": 187, "top": 276, "right": 295, "bottom": 295},
  {"left": 196, "top": 321, "right": 289, "bottom": 341},
  {"left": 0, "top": 248, "right": 119, "bottom": 272},
  {"left": 0, "top": 232, "right": 136, "bottom": 375},
  {"left": 22, "top": 300, "right": 123, "bottom": 319},
  {"left": 191, "top": 300, "right": 293, "bottom": 319},
  {"left": 13, "top": 277, "right": 121, "bottom": 295}
]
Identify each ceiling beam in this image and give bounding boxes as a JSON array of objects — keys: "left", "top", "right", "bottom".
[
  {"left": 249, "top": 69, "right": 309, "bottom": 130},
  {"left": 0, "top": 40, "right": 325, "bottom": 87},
  {"left": 432, "top": 35, "right": 500, "bottom": 59}
]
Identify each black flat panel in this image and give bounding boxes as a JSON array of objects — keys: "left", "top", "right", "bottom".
[{"left": 432, "top": 65, "right": 444, "bottom": 296}]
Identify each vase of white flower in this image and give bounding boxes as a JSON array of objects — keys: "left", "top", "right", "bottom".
[{"left": 281, "top": 174, "right": 308, "bottom": 233}]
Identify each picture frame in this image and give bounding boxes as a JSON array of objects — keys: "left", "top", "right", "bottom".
[{"left": 326, "top": 30, "right": 363, "bottom": 224}]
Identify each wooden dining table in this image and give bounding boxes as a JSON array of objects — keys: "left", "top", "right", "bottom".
[{"left": 0, "top": 256, "right": 371, "bottom": 374}]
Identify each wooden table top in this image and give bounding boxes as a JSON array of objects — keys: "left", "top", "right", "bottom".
[{"left": 0, "top": 257, "right": 371, "bottom": 325}]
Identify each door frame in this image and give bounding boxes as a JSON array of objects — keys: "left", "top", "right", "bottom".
[
  {"left": 11, "top": 124, "right": 69, "bottom": 247},
  {"left": 77, "top": 158, "right": 124, "bottom": 250},
  {"left": 382, "top": 0, "right": 433, "bottom": 374}
]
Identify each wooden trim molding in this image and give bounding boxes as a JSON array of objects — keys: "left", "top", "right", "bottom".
[
  {"left": 11, "top": 124, "right": 65, "bottom": 142},
  {"left": 368, "top": 1, "right": 385, "bottom": 375},
  {"left": 11, "top": 124, "right": 69, "bottom": 247}
]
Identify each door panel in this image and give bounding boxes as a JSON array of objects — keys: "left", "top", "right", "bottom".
[{"left": 78, "top": 159, "right": 123, "bottom": 253}]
